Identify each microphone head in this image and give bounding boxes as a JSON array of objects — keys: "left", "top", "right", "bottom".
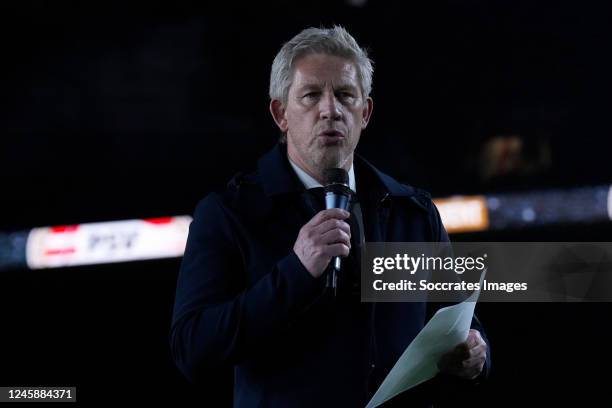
[
  {"left": 323, "top": 168, "right": 349, "bottom": 187},
  {"left": 323, "top": 168, "right": 352, "bottom": 198}
]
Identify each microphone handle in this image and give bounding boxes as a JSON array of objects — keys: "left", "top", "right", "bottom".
[
  {"left": 333, "top": 256, "right": 342, "bottom": 271},
  {"left": 325, "top": 191, "right": 352, "bottom": 296},
  {"left": 327, "top": 257, "right": 340, "bottom": 296}
]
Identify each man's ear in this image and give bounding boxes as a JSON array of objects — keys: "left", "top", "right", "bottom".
[
  {"left": 270, "top": 99, "right": 288, "bottom": 132},
  {"left": 361, "top": 97, "right": 374, "bottom": 129}
]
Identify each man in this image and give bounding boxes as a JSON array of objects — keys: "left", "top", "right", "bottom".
[{"left": 171, "top": 26, "right": 490, "bottom": 407}]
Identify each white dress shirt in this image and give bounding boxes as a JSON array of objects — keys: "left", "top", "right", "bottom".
[{"left": 287, "top": 156, "right": 356, "bottom": 193}]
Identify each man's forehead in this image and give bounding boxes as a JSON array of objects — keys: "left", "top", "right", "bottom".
[
  {"left": 292, "top": 64, "right": 359, "bottom": 90},
  {"left": 292, "top": 54, "right": 358, "bottom": 82},
  {"left": 296, "top": 79, "right": 359, "bottom": 90}
]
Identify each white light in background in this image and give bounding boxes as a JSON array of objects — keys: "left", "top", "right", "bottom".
[{"left": 26, "top": 216, "right": 192, "bottom": 269}]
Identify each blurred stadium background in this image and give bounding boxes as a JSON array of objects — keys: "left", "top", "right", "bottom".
[{"left": 1, "top": 2, "right": 611, "bottom": 405}]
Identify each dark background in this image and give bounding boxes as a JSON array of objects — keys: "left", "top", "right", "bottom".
[{"left": 1, "top": 2, "right": 611, "bottom": 405}]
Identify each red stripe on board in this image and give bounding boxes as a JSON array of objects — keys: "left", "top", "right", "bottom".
[
  {"left": 45, "top": 248, "right": 76, "bottom": 256},
  {"left": 144, "top": 217, "right": 173, "bottom": 225},
  {"left": 50, "top": 225, "right": 79, "bottom": 233}
]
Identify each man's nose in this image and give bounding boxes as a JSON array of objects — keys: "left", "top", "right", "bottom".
[{"left": 319, "top": 93, "right": 342, "bottom": 121}]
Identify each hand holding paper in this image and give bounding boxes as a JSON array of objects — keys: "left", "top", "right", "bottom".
[
  {"left": 365, "top": 283, "right": 484, "bottom": 408},
  {"left": 437, "top": 328, "right": 487, "bottom": 380}
]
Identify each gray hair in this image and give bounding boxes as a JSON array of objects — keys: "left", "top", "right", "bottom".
[{"left": 269, "top": 25, "right": 374, "bottom": 105}]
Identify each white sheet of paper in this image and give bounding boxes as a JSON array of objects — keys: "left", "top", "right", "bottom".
[{"left": 365, "top": 282, "right": 482, "bottom": 408}]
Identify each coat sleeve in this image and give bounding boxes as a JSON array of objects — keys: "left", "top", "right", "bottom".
[{"left": 169, "top": 193, "right": 324, "bottom": 383}]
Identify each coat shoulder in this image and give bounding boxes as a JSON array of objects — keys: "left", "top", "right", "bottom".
[{"left": 219, "top": 169, "right": 273, "bottom": 218}]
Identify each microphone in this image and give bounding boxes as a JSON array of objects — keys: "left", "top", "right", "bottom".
[{"left": 323, "top": 168, "right": 353, "bottom": 295}]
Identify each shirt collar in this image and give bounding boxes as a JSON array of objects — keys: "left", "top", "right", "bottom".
[{"left": 287, "top": 155, "right": 357, "bottom": 193}]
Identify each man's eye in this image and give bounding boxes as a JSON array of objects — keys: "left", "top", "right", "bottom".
[
  {"left": 303, "top": 92, "right": 319, "bottom": 99},
  {"left": 338, "top": 92, "right": 355, "bottom": 99}
]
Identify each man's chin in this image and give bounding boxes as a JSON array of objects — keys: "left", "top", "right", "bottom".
[
  {"left": 315, "top": 151, "right": 348, "bottom": 170},
  {"left": 316, "top": 136, "right": 348, "bottom": 149}
]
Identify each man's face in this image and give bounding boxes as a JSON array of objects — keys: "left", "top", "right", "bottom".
[{"left": 271, "top": 53, "right": 373, "bottom": 177}]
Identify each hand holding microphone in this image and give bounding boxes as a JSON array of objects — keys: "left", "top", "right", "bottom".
[
  {"left": 292, "top": 168, "right": 353, "bottom": 295},
  {"left": 323, "top": 168, "right": 353, "bottom": 293}
]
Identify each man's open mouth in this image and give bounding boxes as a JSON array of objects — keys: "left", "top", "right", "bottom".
[{"left": 319, "top": 130, "right": 345, "bottom": 140}]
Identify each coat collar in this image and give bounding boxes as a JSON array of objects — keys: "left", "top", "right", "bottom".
[{"left": 257, "top": 143, "right": 417, "bottom": 199}]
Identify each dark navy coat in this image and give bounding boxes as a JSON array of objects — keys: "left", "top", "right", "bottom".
[{"left": 170, "top": 143, "right": 490, "bottom": 407}]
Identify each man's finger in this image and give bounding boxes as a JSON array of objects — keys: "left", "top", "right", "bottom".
[
  {"left": 466, "top": 329, "right": 483, "bottom": 348},
  {"left": 467, "top": 344, "right": 487, "bottom": 360},
  {"left": 320, "top": 228, "right": 351, "bottom": 248},
  {"left": 313, "top": 218, "right": 351, "bottom": 237},
  {"left": 324, "top": 243, "right": 350, "bottom": 258},
  {"left": 310, "top": 209, "right": 350, "bottom": 226},
  {"left": 464, "top": 348, "right": 486, "bottom": 364}
]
